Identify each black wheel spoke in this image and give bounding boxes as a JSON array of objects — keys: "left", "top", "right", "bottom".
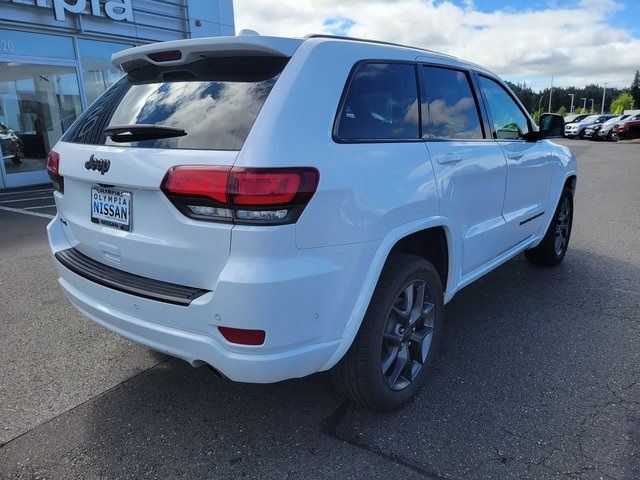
[
  {"left": 381, "top": 349, "right": 397, "bottom": 375},
  {"left": 553, "top": 197, "right": 572, "bottom": 256},
  {"left": 380, "top": 279, "right": 437, "bottom": 391},
  {"left": 383, "top": 331, "right": 403, "bottom": 345},
  {"left": 387, "top": 344, "right": 409, "bottom": 387},
  {"left": 410, "top": 327, "right": 434, "bottom": 363}
]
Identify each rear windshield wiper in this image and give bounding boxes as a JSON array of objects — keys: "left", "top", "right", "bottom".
[{"left": 104, "top": 124, "right": 187, "bottom": 143}]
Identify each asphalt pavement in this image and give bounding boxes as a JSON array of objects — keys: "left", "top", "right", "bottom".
[{"left": 1, "top": 139, "right": 639, "bottom": 479}]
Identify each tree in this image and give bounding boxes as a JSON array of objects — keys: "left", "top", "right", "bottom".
[
  {"left": 556, "top": 106, "right": 567, "bottom": 117},
  {"left": 610, "top": 92, "right": 634, "bottom": 114},
  {"left": 503, "top": 79, "right": 625, "bottom": 116},
  {"left": 630, "top": 70, "right": 640, "bottom": 111},
  {"left": 532, "top": 109, "right": 542, "bottom": 124}
]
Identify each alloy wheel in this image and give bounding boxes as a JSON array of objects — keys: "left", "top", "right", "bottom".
[
  {"left": 554, "top": 197, "right": 571, "bottom": 256},
  {"left": 380, "top": 280, "right": 436, "bottom": 391}
]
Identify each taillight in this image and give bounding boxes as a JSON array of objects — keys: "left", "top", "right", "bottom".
[
  {"left": 218, "top": 327, "right": 266, "bottom": 346},
  {"left": 46, "top": 151, "right": 63, "bottom": 193},
  {"left": 161, "top": 166, "right": 319, "bottom": 225},
  {"left": 147, "top": 50, "right": 182, "bottom": 62},
  {"left": 161, "top": 166, "right": 229, "bottom": 203}
]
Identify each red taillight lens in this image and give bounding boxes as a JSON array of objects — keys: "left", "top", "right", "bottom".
[
  {"left": 148, "top": 50, "right": 182, "bottom": 62},
  {"left": 46, "top": 151, "right": 60, "bottom": 176},
  {"left": 160, "top": 166, "right": 319, "bottom": 225},
  {"left": 161, "top": 166, "right": 230, "bottom": 204},
  {"left": 229, "top": 168, "right": 318, "bottom": 206},
  {"left": 46, "top": 151, "right": 63, "bottom": 192},
  {"left": 218, "top": 327, "right": 266, "bottom": 346}
]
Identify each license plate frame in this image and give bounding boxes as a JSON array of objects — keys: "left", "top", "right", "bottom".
[{"left": 90, "top": 186, "right": 132, "bottom": 232}]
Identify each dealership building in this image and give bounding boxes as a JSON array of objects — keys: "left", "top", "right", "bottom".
[{"left": 0, "top": 0, "right": 235, "bottom": 189}]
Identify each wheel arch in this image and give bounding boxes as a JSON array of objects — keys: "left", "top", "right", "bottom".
[
  {"left": 388, "top": 226, "right": 450, "bottom": 293},
  {"left": 530, "top": 171, "right": 577, "bottom": 250},
  {"left": 320, "top": 217, "right": 455, "bottom": 372},
  {"left": 564, "top": 174, "right": 577, "bottom": 195}
]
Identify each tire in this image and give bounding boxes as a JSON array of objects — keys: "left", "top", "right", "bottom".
[
  {"left": 331, "top": 253, "right": 444, "bottom": 411},
  {"left": 524, "top": 187, "right": 573, "bottom": 266},
  {"left": 611, "top": 131, "right": 620, "bottom": 142},
  {"left": 578, "top": 129, "right": 585, "bottom": 139}
]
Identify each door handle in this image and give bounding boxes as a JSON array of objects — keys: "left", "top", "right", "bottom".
[
  {"left": 507, "top": 152, "right": 524, "bottom": 161},
  {"left": 435, "top": 153, "right": 463, "bottom": 165}
]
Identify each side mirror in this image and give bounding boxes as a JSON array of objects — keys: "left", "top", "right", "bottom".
[{"left": 540, "top": 113, "right": 564, "bottom": 138}]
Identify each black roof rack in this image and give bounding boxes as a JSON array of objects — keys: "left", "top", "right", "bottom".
[{"left": 304, "top": 34, "right": 456, "bottom": 58}]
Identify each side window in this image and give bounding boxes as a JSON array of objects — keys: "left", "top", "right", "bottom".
[
  {"left": 420, "top": 66, "right": 483, "bottom": 140},
  {"left": 479, "top": 76, "right": 530, "bottom": 140},
  {"left": 336, "top": 63, "right": 419, "bottom": 141}
]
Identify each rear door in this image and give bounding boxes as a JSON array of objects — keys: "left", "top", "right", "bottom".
[
  {"left": 54, "top": 55, "right": 287, "bottom": 289},
  {"left": 476, "top": 74, "right": 553, "bottom": 252},
  {"left": 420, "top": 65, "right": 508, "bottom": 279}
]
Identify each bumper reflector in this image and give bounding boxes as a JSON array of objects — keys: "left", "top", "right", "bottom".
[{"left": 218, "top": 326, "right": 266, "bottom": 345}]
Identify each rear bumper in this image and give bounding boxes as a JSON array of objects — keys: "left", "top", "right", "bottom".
[
  {"left": 58, "top": 275, "right": 342, "bottom": 382},
  {"left": 47, "top": 215, "right": 378, "bottom": 383}
]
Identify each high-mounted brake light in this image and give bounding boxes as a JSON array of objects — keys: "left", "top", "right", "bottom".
[
  {"left": 147, "top": 50, "right": 182, "bottom": 62},
  {"left": 161, "top": 166, "right": 319, "bottom": 225},
  {"left": 46, "top": 151, "right": 63, "bottom": 193}
]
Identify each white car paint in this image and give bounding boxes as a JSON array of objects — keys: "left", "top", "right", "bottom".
[{"left": 47, "top": 35, "right": 577, "bottom": 383}]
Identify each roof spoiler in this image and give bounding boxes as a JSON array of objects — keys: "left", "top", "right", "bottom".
[{"left": 112, "top": 36, "right": 303, "bottom": 73}]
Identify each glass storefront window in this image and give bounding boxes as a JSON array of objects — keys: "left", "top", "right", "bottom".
[
  {"left": 77, "top": 39, "right": 133, "bottom": 105},
  {"left": 0, "top": 62, "right": 82, "bottom": 175},
  {"left": 0, "top": 29, "right": 75, "bottom": 59}
]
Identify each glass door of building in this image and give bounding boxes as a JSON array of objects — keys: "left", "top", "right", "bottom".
[{"left": 0, "top": 60, "right": 82, "bottom": 188}]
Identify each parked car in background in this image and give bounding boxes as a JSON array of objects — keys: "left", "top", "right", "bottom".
[
  {"left": 595, "top": 114, "right": 632, "bottom": 141},
  {"left": 563, "top": 113, "right": 590, "bottom": 125},
  {"left": 0, "top": 122, "right": 24, "bottom": 164},
  {"left": 584, "top": 123, "right": 603, "bottom": 140},
  {"left": 613, "top": 116, "right": 640, "bottom": 141},
  {"left": 565, "top": 114, "right": 616, "bottom": 139}
]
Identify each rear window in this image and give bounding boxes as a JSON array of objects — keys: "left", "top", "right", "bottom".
[{"left": 62, "top": 56, "right": 287, "bottom": 150}]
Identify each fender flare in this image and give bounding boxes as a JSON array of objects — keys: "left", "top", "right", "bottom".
[
  {"left": 319, "top": 215, "right": 454, "bottom": 371},
  {"left": 531, "top": 171, "right": 577, "bottom": 248}
]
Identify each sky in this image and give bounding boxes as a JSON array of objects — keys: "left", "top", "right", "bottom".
[{"left": 233, "top": 0, "right": 640, "bottom": 91}]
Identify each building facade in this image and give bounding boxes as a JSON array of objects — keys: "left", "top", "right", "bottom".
[{"left": 0, "top": 0, "right": 235, "bottom": 189}]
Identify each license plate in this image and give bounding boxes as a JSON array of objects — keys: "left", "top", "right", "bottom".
[{"left": 91, "top": 186, "right": 132, "bottom": 231}]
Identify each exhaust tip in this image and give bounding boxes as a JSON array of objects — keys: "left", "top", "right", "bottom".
[{"left": 206, "top": 364, "right": 231, "bottom": 382}]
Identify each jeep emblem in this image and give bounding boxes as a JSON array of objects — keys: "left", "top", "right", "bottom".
[{"left": 85, "top": 154, "right": 111, "bottom": 175}]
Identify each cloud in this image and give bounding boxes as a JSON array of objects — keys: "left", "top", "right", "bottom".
[{"left": 234, "top": 0, "right": 639, "bottom": 89}]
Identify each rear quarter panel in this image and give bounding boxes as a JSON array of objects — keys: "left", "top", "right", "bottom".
[{"left": 236, "top": 40, "right": 440, "bottom": 249}]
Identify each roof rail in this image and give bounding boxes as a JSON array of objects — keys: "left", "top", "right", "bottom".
[{"left": 304, "top": 34, "right": 456, "bottom": 58}]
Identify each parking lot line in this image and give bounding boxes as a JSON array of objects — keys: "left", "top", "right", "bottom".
[
  {"left": 0, "top": 196, "right": 54, "bottom": 204},
  {"left": 0, "top": 205, "right": 54, "bottom": 219},
  {"left": 23, "top": 205, "right": 57, "bottom": 210},
  {"left": 0, "top": 188, "right": 53, "bottom": 196}
]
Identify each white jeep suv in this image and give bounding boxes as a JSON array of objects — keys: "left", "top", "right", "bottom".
[{"left": 47, "top": 34, "right": 576, "bottom": 410}]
